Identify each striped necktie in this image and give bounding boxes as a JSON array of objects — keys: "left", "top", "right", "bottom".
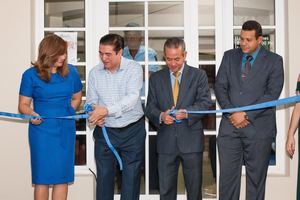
[{"left": 242, "top": 55, "right": 253, "bottom": 80}]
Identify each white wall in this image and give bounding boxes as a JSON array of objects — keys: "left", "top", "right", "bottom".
[
  {"left": 266, "top": 0, "right": 300, "bottom": 199},
  {"left": 240, "top": 1, "right": 300, "bottom": 199},
  {"left": 0, "top": 0, "right": 32, "bottom": 199},
  {"left": 0, "top": 1, "right": 94, "bottom": 199},
  {"left": 0, "top": 0, "right": 299, "bottom": 199}
]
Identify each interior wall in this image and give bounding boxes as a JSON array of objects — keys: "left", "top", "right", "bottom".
[
  {"left": 239, "top": 1, "right": 300, "bottom": 199},
  {"left": 0, "top": 0, "right": 299, "bottom": 200},
  {"left": 0, "top": 1, "right": 94, "bottom": 199},
  {"left": 264, "top": 0, "right": 299, "bottom": 198},
  {"left": 0, "top": 0, "right": 32, "bottom": 199}
]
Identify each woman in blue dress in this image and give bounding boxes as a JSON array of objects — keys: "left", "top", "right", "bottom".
[{"left": 18, "top": 34, "right": 82, "bottom": 200}]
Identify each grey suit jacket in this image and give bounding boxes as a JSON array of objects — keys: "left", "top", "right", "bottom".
[
  {"left": 215, "top": 46, "right": 284, "bottom": 138},
  {"left": 145, "top": 64, "right": 212, "bottom": 154}
]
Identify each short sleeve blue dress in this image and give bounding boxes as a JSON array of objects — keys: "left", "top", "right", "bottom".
[{"left": 19, "top": 65, "right": 83, "bottom": 184}]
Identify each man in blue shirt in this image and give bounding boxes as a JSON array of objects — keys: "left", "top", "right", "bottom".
[
  {"left": 123, "top": 22, "right": 159, "bottom": 97},
  {"left": 123, "top": 22, "right": 158, "bottom": 72}
]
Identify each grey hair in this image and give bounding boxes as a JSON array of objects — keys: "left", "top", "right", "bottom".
[{"left": 163, "top": 37, "right": 186, "bottom": 53}]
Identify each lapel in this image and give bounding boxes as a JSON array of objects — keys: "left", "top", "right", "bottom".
[
  {"left": 176, "top": 65, "right": 193, "bottom": 108},
  {"left": 161, "top": 68, "right": 174, "bottom": 107},
  {"left": 233, "top": 49, "right": 244, "bottom": 85},
  {"left": 244, "top": 47, "right": 267, "bottom": 83}
]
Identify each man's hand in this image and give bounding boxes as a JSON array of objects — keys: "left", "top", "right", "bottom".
[
  {"left": 95, "top": 118, "right": 106, "bottom": 127},
  {"left": 88, "top": 105, "right": 108, "bottom": 126},
  {"left": 161, "top": 109, "right": 175, "bottom": 125},
  {"left": 229, "top": 112, "right": 249, "bottom": 129},
  {"left": 175, "top": 109, "right": 188, "bottom": 120}
]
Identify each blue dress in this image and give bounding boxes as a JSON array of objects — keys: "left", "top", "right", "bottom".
[{"left": 19, "top": 65, "right": 82, "bottom": 184}]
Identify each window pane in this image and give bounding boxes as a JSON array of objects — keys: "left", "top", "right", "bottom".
[
  {"left": 45, "top": 31, "right": 86, "bottom": 62},
  {"left": 199, "top": 65, "right": 215, "bottom": 91},
  {"left": 109, "top": 2, "right": 144, "bottom": 27},
  {"left": 203, "top": 135, "right": 217, "bottom": 198},
  {"left": 75, "top": 65, "right": 86, "bottom": 80},
  {"left": 198, "top": 0, "right": 215, "bottom": 26},
  {"left": 76, "top": 100, "right": 86, "bottom": 131},
  {"left": 199, "top": 65, "right": 216, "bottom": 131},
  {"left": 149, "top": 30, "right": 184, "bottom": 61},
  {"left": 149, "top": 135, "right": 159, "bottom": 194},
  {"left": 114, "top": 159, "right": 145, "bottom": 194},
  {"left": 199, "top": 30, "right": 215, "bottom": 61},
  {"left": 233, "top": 29, "right": 275, "bottom": 52},
  {"left": 75, "top": 135, "right": 86, "bottom": 165},
  {"left": 82, "top": 81, "right": 86, "bottom": 97},
  {"left": 149, "top": 1, "right": 184, "bottom": 27},
  {"left": 233, "top": 0, "right": 275, "bottom": 26},
  {"left": 149, "top": 135, "right": 217, "bottom": 196},
  {"left": 270, "top": 141, "right": 276, "bottom": 165},
  {"left": 148, "top": 135, "right": 185, "bottom": 194},
  {"left": 44, "top": 0, "right": 85, "bottom": 27},
  {"left": 202, "top": 104, "right": 216, "bottom": 130}
]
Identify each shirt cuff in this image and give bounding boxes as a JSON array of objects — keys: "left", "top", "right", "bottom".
[
  {"left": 107, "top": 105, "right": 122, "bottom": 118},
  {"left": 159, "top": 112, "right": 163, "bottom": 124}
]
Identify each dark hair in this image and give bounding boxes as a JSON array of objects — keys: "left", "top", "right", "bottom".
[
  {"left": 242, "top": 20, "right": 262, "bottom": 39},
  {"left": 99, "top": 34, "right": 124, "bottom": 53},
  {"left": 163, "top": 37, "right": 186, "bottom": 53},
  {"left": 32, "top": 34, "right": 68, "bottom": 82}
]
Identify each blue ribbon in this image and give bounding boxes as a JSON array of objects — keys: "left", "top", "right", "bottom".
[
  {"left": 187, "top": 95, "right": 300, "bottom": 114},
  {"left": 168, "top": 95, "right": 300, "bottom": 123},
  {"left": 84, "top": 104, "right": 123, "bottom": 171},
  {"left": 0, "top": 105, "right": 123, "bottom": 171},
  {"left": 2, "top": 95, "right": 300, "bottom": 171},
  {"left": 3, "top": 95, "right": 299, "bottom": 120}
]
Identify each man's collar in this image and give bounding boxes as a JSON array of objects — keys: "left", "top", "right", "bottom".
[{"left": 169, "top": 63, "right": 185, "bottom": 75}]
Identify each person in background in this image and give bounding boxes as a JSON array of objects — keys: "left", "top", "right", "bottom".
[
  {"left": 123, "top": 22, "right": 158, "bottom": 73},
  {"left": 123, "top": 22, "right": 159, "bottom": 97},
  {"left": 123, "top": 22, "right": 160, "bottom": 191},
  {"left": 18, "top": 34, "right": 83, "bottom": 200}
]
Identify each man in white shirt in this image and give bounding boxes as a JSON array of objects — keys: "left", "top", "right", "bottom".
[{"left": 86, "top": 33, "right": 146, "bottom": 200}]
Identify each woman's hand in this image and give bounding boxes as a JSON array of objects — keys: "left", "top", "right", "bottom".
[
  {"left": 286, "top": 135, "right": 295, "bottom": 158},
  {"left": 18, "top": 95, "right": 42, "bottom": 125},
  {"left": 30, "top": 112, "right": 43, "bottom": 125}
]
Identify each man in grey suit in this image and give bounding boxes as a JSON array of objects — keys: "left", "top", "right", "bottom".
[
  {"left": 146, "top": 37, "right": 212, "bottom": 200},
  {"left": 215, "top": 20, "right": 284, "bottom": 200}
]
